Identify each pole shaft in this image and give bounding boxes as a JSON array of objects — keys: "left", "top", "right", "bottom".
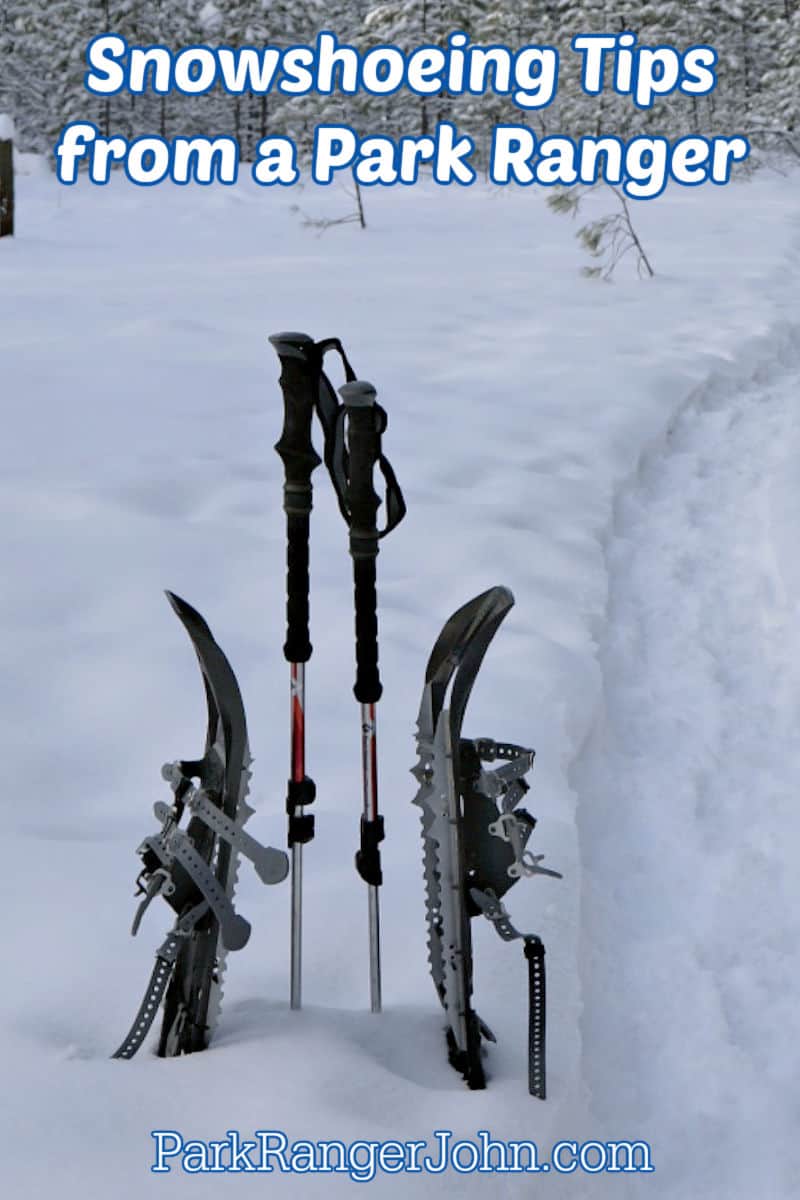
[
  {"left": 290, "top": 662, "right": 306, "bottom": 1010},
  {"left": 361, "top": 702, "right": 381, "bottom": 1012},
  {"left": 271, "top": 333, "right": 320, "bottom": 1013},
  {"left": 340, "top": 384, "right": 386, "bottom": 1012}
]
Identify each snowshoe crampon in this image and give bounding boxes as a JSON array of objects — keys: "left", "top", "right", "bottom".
[
  {"left": 112, "top": 593, "right": 288, "bottom": 1060},
  {"left": 412, "top": 586, "right": 561, "bottom": 1097}
]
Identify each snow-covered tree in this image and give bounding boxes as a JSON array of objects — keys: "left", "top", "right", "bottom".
[
  {"left": 760, "top": 4, "right": 800, "bottom": 145},
  {"left": 0, "top": 0, "right": 794, "bottom": 163}
]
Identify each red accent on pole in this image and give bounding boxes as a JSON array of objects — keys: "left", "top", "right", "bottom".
[{"left": 291, "top": 663, "right": 305, "bottom": 783}]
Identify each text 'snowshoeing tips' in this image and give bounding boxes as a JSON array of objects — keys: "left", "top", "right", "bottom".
[{"left": 53, "top": 29, "right": 751, "bottom": 196}]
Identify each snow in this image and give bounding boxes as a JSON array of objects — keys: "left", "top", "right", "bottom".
[
  {"left": 0, "top": 169, "right": 798, "bottom": 1198},
  {"left": 575, "top": 331, "right": 800, "bottom": 1199},
  {"left": 0, "top": 112, "right": 15, "bottom": 141}
]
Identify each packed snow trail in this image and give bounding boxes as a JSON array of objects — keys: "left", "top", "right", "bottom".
[{"left": 575, "top": 332, "right": 800, "bottom": 1198}]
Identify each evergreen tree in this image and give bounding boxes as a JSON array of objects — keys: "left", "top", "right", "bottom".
[
  {"left": 0, "top": 0, "right": 792, "bottom": 168},
  {"left": 762, "top": 4, "right": 800, "bottom": 140}
]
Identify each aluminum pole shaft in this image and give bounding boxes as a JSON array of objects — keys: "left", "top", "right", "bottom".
[
  {"left": 360, "top": 701, "right": 381, "bottom": 1012},
  {"left": 290, "top": 662, "right": 306, "bottom": 1010}
]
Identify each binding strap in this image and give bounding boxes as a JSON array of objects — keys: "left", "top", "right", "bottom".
[
  {"left": 525, "top": 936, "right": 546, "bottom": 1099},
  {"left": 111, "top": 900, "right": 209, "bottom": 1060},
  {"left": 470, "top": 886, "right": 548, "bottom": 1100}
]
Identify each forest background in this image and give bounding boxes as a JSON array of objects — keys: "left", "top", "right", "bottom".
[{"left": 1, "top": 1, "right": 798, "bottom": 169}]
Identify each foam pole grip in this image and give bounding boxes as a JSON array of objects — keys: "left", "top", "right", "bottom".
[
  {"left": 270, "top": 332, "right": 321, "bottom": 664},
  {"left": 340, "top": 381, "right": 383, "bottom": 704}
]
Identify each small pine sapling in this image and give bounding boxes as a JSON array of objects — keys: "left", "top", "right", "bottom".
[
  {"left": 548, "top": 185, "right": 655, "bottom": 281},
  {"left": 292, "top": 174, "right": 367, "bottom": 234}
]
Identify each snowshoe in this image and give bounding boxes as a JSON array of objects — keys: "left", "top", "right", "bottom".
[
  {"left": 412, "top": 586, "right": 561, "bottom": 1097},
  {"left": 112, "top": 592, "right": 288, "bottom": 1059}
]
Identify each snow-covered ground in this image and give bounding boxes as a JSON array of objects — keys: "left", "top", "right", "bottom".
[
  {"left": 576, "top": 329, "right": 800, "bottom": 1200},
  {"left": 1, "top": 167, "right": 798, "bottom": 1198}
]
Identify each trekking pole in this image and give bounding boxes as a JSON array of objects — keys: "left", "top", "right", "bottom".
[
  {"left": 338, "top": 380, "right": 401, "bottom": 1013},
  {"left": 269, "top": 331, "right": 356, "bottom": 1010},
  {"left": 270, "top": 333, "right": 324, "bottom": 1012}
]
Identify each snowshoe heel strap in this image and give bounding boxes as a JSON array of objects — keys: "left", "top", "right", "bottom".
[{"left": 525, "top": 936, "right": 547, "bottom": 1100}]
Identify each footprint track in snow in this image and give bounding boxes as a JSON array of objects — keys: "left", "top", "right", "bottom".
[{"left": 574, "top": 328, "right": 800, "bottom": 1199}]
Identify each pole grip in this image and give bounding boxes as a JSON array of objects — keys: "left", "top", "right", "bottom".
[
  {"left": 340, "top": 381, "right": 383, "bottom": 704},
  {"left": 270, "top": 332, "right": 321, "bottom": 663}
]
